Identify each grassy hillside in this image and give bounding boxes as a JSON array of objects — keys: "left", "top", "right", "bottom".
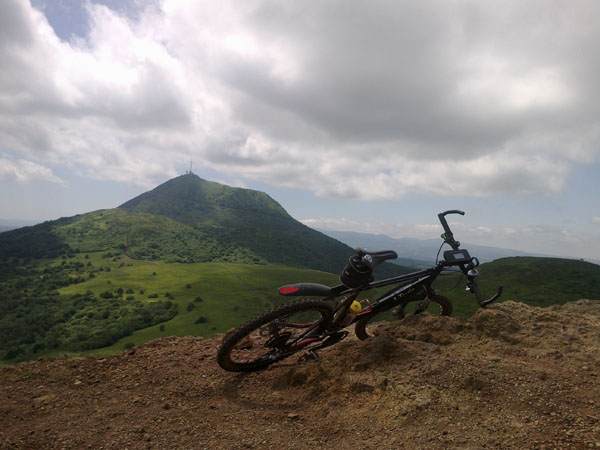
[
  {"left": 0, "top": 252, "right": 339, "bottom": 362},
  {"left": 118, "top": 174, "right": 360, "bottom": 273},
  {"left": 434, "top": 256, "right": 600, "bottom": 316}
]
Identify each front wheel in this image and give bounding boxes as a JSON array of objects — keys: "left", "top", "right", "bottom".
[
  {"left": 354, "top": 292, "right": 452, "bottom": 340},
  {"left": 217, "top": 299, "right": 333, "bottom": 372}
]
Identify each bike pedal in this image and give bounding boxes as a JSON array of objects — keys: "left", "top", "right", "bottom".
[{"left": 298, "top": 350, "right": 320, "bottom": 363}]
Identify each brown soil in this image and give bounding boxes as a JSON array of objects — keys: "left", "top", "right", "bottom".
[{"left": 2, "top": 300, "right": 600, "bottom": 449}]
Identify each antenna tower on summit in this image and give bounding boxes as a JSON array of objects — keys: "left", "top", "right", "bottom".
[{"left": 188, "top": 159, "right": 193, "bottom": 175}]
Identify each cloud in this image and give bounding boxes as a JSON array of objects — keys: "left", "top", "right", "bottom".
[
  {"left": 0, "top": 156, "right": 64, "bottom": 184},
  {"left": 2, "top": 0, "right": 600, "bottom": 197}
]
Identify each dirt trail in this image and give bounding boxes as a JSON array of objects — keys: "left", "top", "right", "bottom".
[{"left": 2, "top": 300, "right": 600, "bottom": 449}]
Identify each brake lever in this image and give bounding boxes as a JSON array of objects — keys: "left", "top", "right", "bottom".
[{"left": 467, "top": 280, "right": 503, "bottom": 308}]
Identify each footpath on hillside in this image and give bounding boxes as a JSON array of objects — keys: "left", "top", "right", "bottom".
[{"left": 1, "top": 300, "right": 600, "bottom": 449}]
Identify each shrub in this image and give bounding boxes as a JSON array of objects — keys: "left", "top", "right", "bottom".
[
  {"left": 3, "top": 347, "right": 22, "bottom": 360},
  {"left": 195, "top": 316, "right": 208, "bottom": 324},
  {"left": 123, "top": 342, "right": 135, "bottom": 350}
]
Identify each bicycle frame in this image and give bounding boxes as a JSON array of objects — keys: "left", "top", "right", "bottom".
[{"left": 328, "top": 262, "right": 448, "bottom": 328}]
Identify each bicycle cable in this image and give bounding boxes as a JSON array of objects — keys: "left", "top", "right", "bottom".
[
  {"left": 434, "top": 240, "right": 464, "bottom": 293},
  {"left": 435, "top": 241, "right": 445, "bottom": 265}
]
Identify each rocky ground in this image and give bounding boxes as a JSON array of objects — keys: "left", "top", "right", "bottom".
[{"left": 1, "top": 300, "right": 600, "bottom": 449}]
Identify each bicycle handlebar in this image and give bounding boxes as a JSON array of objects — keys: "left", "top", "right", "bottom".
[
  {"left": 439, "top": 210, "right": 502, "bottom": 307},
  {"left": 438, "top": 210, "right": 464, "bottom": 250}
]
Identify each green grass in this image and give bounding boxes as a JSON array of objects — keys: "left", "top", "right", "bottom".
[{"left": 57, "top": 257, "right": 338, "bottom": 356}]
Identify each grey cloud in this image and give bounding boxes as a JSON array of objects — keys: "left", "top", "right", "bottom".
[{"left": 2, "top": 0, "right": 600, "bottom": 199}]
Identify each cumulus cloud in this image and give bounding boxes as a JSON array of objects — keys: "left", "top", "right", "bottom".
[
  {"left": 2, "top": 0, "right": 600, "bottom": 196},
  {"left": 0, "top": 156, "right": 64, "bottom": 184}
]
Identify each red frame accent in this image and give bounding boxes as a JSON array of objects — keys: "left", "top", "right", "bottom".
[
  {"left": 287, "top": 322, "right": 314, "bottom": 328},
  {"left": 290, "top": 337, "right": 320, "bottom": 349},
  {"left": 279, "top": 286, "right": 300, "bottom": 295}
]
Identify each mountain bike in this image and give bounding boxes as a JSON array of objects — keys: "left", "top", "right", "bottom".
[{"left": 217, "top": 210, "right": 502, "bottom": 372}]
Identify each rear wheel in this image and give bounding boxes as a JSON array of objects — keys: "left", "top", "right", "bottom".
[
  {"left": 355, "top": 291, "right": 452, "bottom": 340},
  {"left": 217, "top": 299, "right": 333, "bottom": 372}
]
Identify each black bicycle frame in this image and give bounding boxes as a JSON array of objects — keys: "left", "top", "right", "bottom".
[{"left": 330, "top": 262, "right": 447, "bottom": 325}]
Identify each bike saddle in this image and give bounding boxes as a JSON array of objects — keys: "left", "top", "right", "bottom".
[
  {"left": 278, "top": 283, "right": 346, "bottom": 297},
  {"left": 356, "top": 248, "right": 398, "bottom": 268}
]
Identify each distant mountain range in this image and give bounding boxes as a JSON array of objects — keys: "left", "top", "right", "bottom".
[{"left": 318, "top": 229, "right": 565, "bottom": 266}]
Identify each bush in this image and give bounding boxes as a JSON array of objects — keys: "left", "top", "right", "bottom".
[
  {"left": 195, "top": 316, "right": 208, "bottom": 324},
  {"left": 3, "top": 347, "right": 22, "bottom": 360},
  {"left": 123, "top": 342, "right": 135, "bottom": 350}
]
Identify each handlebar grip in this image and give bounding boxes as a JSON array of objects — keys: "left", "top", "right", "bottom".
[{"left": 439, "top": 210, "right": 465, "bottom": 217}]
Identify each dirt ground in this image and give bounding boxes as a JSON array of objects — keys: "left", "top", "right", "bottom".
[{"left": 1, "top": 299, "right": 600, "bottom": 449}]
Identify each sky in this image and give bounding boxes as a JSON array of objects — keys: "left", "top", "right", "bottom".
[{"left": 1, "top": 0, "right": 599, "bottom": 260}]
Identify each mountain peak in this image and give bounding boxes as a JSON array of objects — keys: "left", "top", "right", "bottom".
[{"left": 119, "top": 174, "right": 290, "bottom": 226}]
